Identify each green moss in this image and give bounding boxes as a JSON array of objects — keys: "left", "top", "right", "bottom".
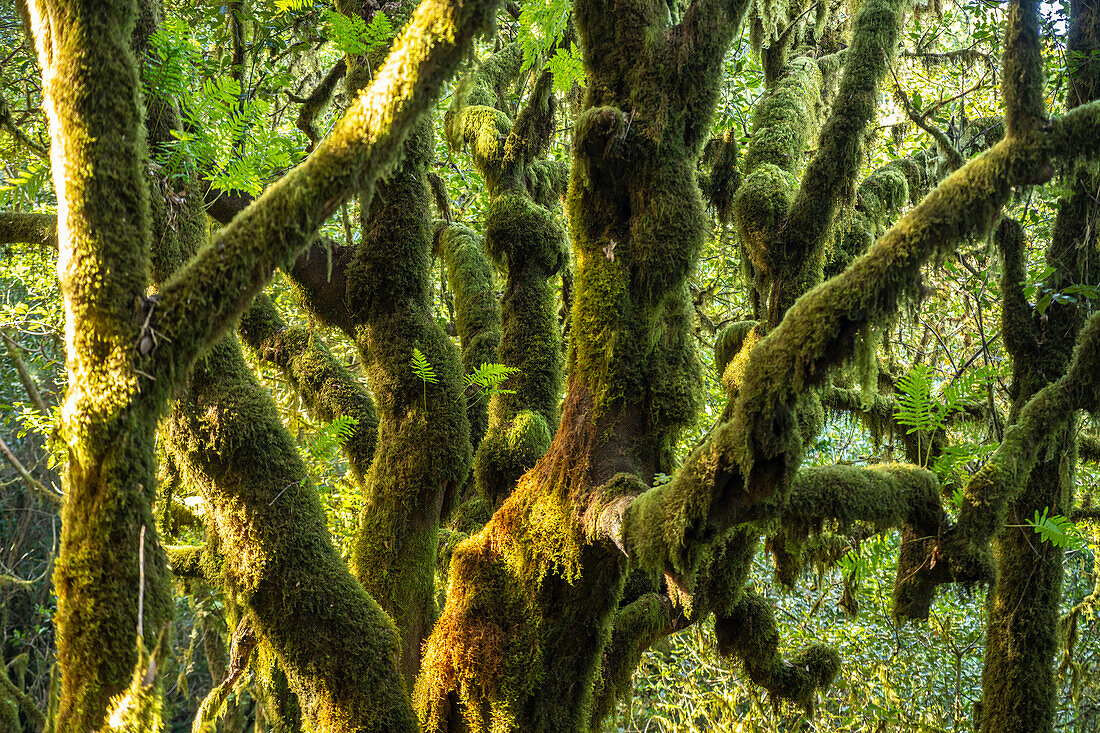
[
  {"left": 701, "top": 130, "right": 742, "bottom": 223},
  {"left": 735, "top": 163, "right": 798, "bottom": 282},
  {"left": 169, "top": 336, "right": 418, "bottom": 732},
  {"left": 26, "top": 0, "right": 177, "bottom": 727},
  {"left": 239, "top": 294, "right": 379, "bottom": 482},
  {"left": 826, "top": 159, "right": 913, "bottom": 277},
  {"left": 714, "top": 320, "right": 759, "bottom": 377},
  {"left": 475, "top": 410, "right": 554, "bottom": 505},
  {"left": 742, "top": 56, "right": 822, "bottom": 175},
  {"left": 976, "top": 7, "right": 1100, "bottom": 722},
  {"left": 587, "top": 593, "right": 678, "bottom": 730},
  {"left": 102, "top": 640, "right": 165, "bottom": 732},
  {"left": 714, "top": 588, "right": 839, "bottom": 712},
  {"left": 437, "top": 223, "right": 502, "bottom": 448},
  {"left": 346, "top": 119, "right": 472, "bottom": 681},
  {"left": 247, "top": 640, "right": 301, "bottom": 732},
  {"left": 447, "top": 57, "right": 568, "bottom": 507}
]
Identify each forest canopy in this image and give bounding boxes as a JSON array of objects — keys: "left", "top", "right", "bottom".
[{"left": 2, "top": 0, "right": 1100, "bottom": 730}]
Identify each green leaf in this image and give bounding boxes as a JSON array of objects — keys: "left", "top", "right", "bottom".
[
  {"left": 547, "top": 43, "right": 586, "bottom": 93},
  {"left": 517, "top": 0, "right": 572, "bottom": 70},
  {"left": 324, "top": 9, "right": 393, "bottom": 57}
]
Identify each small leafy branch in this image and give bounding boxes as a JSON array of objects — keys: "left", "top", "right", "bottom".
[
  {"left": 464, "top": 362, "right": 520, "bottom": 405},
  {"left": 411, "top": 347, "right": 438, "bottom": 408}
]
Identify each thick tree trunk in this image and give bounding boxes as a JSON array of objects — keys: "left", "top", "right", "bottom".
[{"left": 26, "top": 1, "right": 174, "bottom": 727}]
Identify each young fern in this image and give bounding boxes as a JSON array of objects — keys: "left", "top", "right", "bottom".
[
  {"left": 1025, "top": 508, "right": 1086, "bottom": 551},
  {"left": 464, "top": 362, "right": 520, "bottom": 405},
  {"left": 305, "top": 415, "right": 360, "bottom": 464},
  {"left": 894, "top": 364, "right": 991, "bottom": 467},
  {"left": 411, "top": 347, "right": 438, "bottom": 408}
]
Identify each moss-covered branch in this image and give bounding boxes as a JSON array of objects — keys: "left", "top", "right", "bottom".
[
  {"left": 192, "top": 615, "right": 258, "bottom": 733},
  {"left": 169, "top": 337, "right": 419, "bottom": 732},
  {"left": 714, "top": 588, "right": 840, "bottom": 711},
  {"left": 824, "top": 150, "right": 935, "bottom": 277},
  {"left": 0, "top": 656, "right": 46, "bottom": 729},
  {"left": 0, "top": 96, "right": 48, "bottom": 159},
  {"left": 447, "top": 54, "right": 566, "bottom": 505},
  {"left": 768, "top": 0, "right": 911, "bottom": 323},
  {"left": 294, "top": 58, "right": 348, "bottom": 152},
  {"left": 286, "top": 238, "right": 357, "bottom": 334},
  {"left": 436, "top": 223, "right": 502, "bottom": 448},
  {"left": 0, "top": 211, "right": 57, "bottom": 248},
  {"left": 588, "top": 593, "right": 688, "bottom": 730},
  {"left": 419, "top": 0, "right": 753, "bottom": 725},
  {"left": 151, "top": 0, "right": 501, "bottom": 390},
  {"left": 2, "top": 336, "right": 49, "bottom": 427},
  {"left": 951, "top": 312, "right": 1100, "bottom": 577},
  {"left": 616, "top": 3, "right": 1072, "bottom": 579},
  {"left": 334, "top": 4, "right": 473, "bottom": 682},
  {"left": 238, "top": 294, "right": 378, "bottom": 481},
  {"left": 164, "top": 544, "right": 215, "bottom": 582}
]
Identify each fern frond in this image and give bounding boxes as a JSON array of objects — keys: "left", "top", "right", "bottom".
[
  {"left": 412, "top": 348, "right": 439, "bottom": 384},
  {"left": 306, "top": 416, "right": 360, "bottom": 462},
  {"left": 1029, "top": 508, "right": 1086, "bottom": 551},
  {"left": 894, "top": 364, "right": 937, "bottom": 434},
  {"left": 464, "top": 362, "right": 519, "bottom": 401}
]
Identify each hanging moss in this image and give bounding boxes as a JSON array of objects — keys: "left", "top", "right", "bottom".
[
  {"left": 701, "top": 130, "right": 743, "bottom": 223},
  {"left": 250, "top": 640, "right": 303, "bottom": 733}
]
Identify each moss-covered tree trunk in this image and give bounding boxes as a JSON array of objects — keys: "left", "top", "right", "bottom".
[
  {"left": 26, "top": 1, "right": 174, "bottom": 727},
  {"left": 417, "top": 0, "right": 751, "bottom": 729},
  {"left": 442, "top": 47, "right": 569, "bottom": 506},
  {"left": 309, "top": 0, "right": 475, "bottom": 682},
  {"left": 977, "top": 3, "right": 1100, "bottom": 729},
  {"left": 21, "top": 0, "right": 501, "bottom": 724}
]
